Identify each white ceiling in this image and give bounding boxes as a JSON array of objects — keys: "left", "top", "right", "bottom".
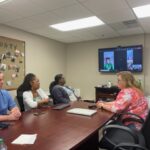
[{"left": 0, "top": 0, "right": 150, "bottom": 43}]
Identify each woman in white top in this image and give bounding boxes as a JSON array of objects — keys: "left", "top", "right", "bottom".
[{"left": 20, "top": 73, "right": 49, "bottom": 111}]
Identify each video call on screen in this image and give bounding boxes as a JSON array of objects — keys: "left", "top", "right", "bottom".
[{"left": 99, "top": 45, "right": 143, "bottom": 72}]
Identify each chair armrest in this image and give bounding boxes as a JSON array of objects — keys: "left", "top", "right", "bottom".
[
  {"left": 102, "top": 124, "right": 139, "bottom": 144},
  {"left": 104, "top": 113, "right": 119, "bottom": 126},
  {"left": 117, "top": 112, "right": 144, "bottom": 124},
  {"left": 113, "top": 143, "right": 148, "bottom": 150}
]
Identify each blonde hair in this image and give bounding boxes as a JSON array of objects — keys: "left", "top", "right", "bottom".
[{"left": 117, "top": 71, "right": 142, "bottom": 90}]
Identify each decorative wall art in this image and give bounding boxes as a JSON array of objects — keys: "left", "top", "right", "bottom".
[{"left": 0, "top": 36, "right": 25, "bottom": 90}]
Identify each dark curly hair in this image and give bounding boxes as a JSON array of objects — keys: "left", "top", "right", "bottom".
[{"left": 18, "top": 73, "right": 36, "bottom": 92}]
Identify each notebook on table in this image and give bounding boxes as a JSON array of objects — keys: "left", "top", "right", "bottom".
[
  {"left": 52, "top": 103, "right": 70, "bottom": 110},
  {"left": 67, "top": 108, "right": 97, "bottom": 116}
]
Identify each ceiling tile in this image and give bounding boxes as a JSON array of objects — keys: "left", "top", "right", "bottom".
[
  {"left": 0, "top": 0, "right": 149, "bottom": 43},
  {"left": 139, "top": 17, "right": 150, "bottom": 24},
  {"left": 118, "top": 27, "right": 144, "bottom": 35},
  {"left": 77, "top": 0, "right": 88, "bottom": 2},
  {"left": 99, "top": 8, "right": 136, "bottom": 24},
  {"left": 30, "top": 27, "right": 68, "bottom": 37},
  {"left": 30, "top": 0, "right": 77, "bottom": 11},
  {"left": 139, "top": 17, "right": 150, "bottom": 33},
  {"left": 0, "top": 8, "right": 22, "bottom": 23},
  {"left": 0, "top": 0, "right": 46, "bottom": 17},
  {"left": 71, "top": 30, "right": 97, "bottom": 39},
  {"left": 126, "top": 0, "right": 150, "bottom": 7},
  {"left": 81, "top": 0, "right": 130, "bottom": 14},
  {"left": 142, "top": 27, "right": 150, "bottom": 33},
  {"left": 27, "top": 11, "right": 64, "bottom": 26},
  {"left": 52, "top": 3, "right": 92, "bottom": 21},
  {"left": 86, "top": 25, "right": 120, "bottom": 38},
  {"left": 4, "top": 18, "right": 43, "bottom": 31},
  {"left": 50, "top": 36, "right": 84, "bottom": 43}
]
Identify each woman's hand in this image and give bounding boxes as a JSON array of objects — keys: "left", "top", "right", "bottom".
[
  {"left": 38, "top": 98, "right": 49, "bottom": 107},
  {"left": 96, "top": 101, "right": 104, "bottom": 109},
  {"left": 42, "top": 98, "right": 49, "bottom": 103}
]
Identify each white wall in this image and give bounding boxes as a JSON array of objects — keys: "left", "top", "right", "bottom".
[
  {"left": 0, "top": 25, "right": 66, "bottom": 97},
  {"left": 66, "top": 34, "right": 148, "bottom": 100}
]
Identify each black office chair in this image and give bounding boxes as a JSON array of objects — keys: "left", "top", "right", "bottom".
[
  {"left": 99, "top": 111, "right": 150, "bottom": 150},
  {"left": 16, "top": 88, "right": 25, "bottom": 112},
  {"left": 113, "top": 143, "right": 148, "bottom": 150},
  {"left": 49, "top": 81, "right": 56, "bottom": 104},
  {"left": 49, "top": 81, "right": 55, "bottom": 96}
]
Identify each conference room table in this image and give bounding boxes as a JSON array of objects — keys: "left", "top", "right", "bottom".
[{"left": 0, "top": 101, "right": 114, "bottom": 150}]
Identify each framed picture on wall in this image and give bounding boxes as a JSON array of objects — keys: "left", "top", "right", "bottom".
[{"left": 0, "top": 36, "right": 25, "bottom": 90}]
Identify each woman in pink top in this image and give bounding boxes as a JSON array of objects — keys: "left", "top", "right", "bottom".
[{"left": 96, "top": 71, "right": 148, "bottom": 129}]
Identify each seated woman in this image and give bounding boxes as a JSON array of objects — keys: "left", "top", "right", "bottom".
[
  {"left": 49, "top": 74, "right": 70, "bottom": 104},
  {"left": 19, "top": 73, "right": 49, "bottom": 111},
  {"left": 96, "top": 71, "right": 148, "bottom": 130}
]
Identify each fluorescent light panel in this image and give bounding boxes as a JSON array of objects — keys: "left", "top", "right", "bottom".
[
  {"left": 50, "top": 16, "right": 104, "bottom": 31},
  {"left": 0, "top": 0, "right": 7, "bottom": 2},
  {"left": 133, "top": 4, "right": 150, "bottom": 18}
]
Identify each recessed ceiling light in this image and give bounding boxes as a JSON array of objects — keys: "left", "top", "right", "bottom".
[
  {"left": 133, "top": 4, "right": 150, "bottom": 18},
  {"left": 50, "top": 16, "right": 104, "bottom": 31}
]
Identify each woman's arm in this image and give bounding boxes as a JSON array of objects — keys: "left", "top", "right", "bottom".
[
  {"left": 23, "top": 92, "right": 38, "bottom": 108},
  {"left": 37, "top": 99, "right": 49, "bottom": 107},
  {"left": 96, "top": 101, "right": 115, "bottom": 111},
  {"left": 37, "top": 89, "right": 49, "bottom": 106},
  {"left": 23, "top": 91, "right": 49, "bottom": 109},
  {"left": 96, "top": 89, "right": 132, "bottom": 113}
]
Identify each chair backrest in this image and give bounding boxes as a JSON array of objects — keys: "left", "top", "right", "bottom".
[
  {"left": 49, "top": 81, "right": 56, "bottom": 96},
  {"left": 141, "top": 111, "right": 150, "bottom": 149},
  {"left": 16, "top": 88, "right": 25, "bottom": 112}
]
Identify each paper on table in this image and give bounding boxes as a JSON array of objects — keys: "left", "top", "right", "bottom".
[
  {"left": 12, "top": 134, "right": 37, "bottom": 145},
  {"left": 67, "top": 108, "right": 97, "bottom": 116}
]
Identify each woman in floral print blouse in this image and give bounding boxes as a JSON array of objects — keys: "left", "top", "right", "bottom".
[{"left": 96, "top": 71, "right": 148, "bottom": 129}]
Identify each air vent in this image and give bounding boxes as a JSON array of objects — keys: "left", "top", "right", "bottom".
[
  {"left": 109, "top": 20, "right": 140, "bottom": 31},
  {"left": 123, "top": 19, "right": 139, "bottom": 28}
]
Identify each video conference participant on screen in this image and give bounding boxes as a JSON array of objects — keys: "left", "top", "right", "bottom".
[
  {"left": 0, "top": 72, "right": 21, "bottom": 121},
  {"left": 104, "top": 57, "right": 114, "bottom": 71},
  {"left": 96, "top": 71, "right": 148, "bottom": 130},
  {"left": 19, "top": 73, "right": 49, "bottom": 111}
]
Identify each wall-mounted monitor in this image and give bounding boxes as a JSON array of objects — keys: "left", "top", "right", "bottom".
[{"left": 98, "top": 45, "right": 143, "bottom": 73}]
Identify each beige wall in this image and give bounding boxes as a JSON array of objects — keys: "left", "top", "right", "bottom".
[
  {"left": 1, "top": 24, "right": 150, "bottom": 100},
  {"left": 0, "top": 25, "right": 66, "bottom": 97},
  {"left": 66, "top": 34, "right": 148, "bottom": 100},
  {"left": 144, "top": 34, "right": 150, "bottom": 95}
]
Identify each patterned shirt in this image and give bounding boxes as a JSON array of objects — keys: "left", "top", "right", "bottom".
[{"left": 111, "top": 88, "right": 148, "bottom": 129}]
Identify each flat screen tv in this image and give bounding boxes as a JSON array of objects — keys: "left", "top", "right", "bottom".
[{"left": 98, "top": 45, "right": 143, "bottom": 73}]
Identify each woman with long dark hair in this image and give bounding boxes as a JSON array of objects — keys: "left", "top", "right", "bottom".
[{"left": 19, "top": 73, "right": 49, "bottom": 111}]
